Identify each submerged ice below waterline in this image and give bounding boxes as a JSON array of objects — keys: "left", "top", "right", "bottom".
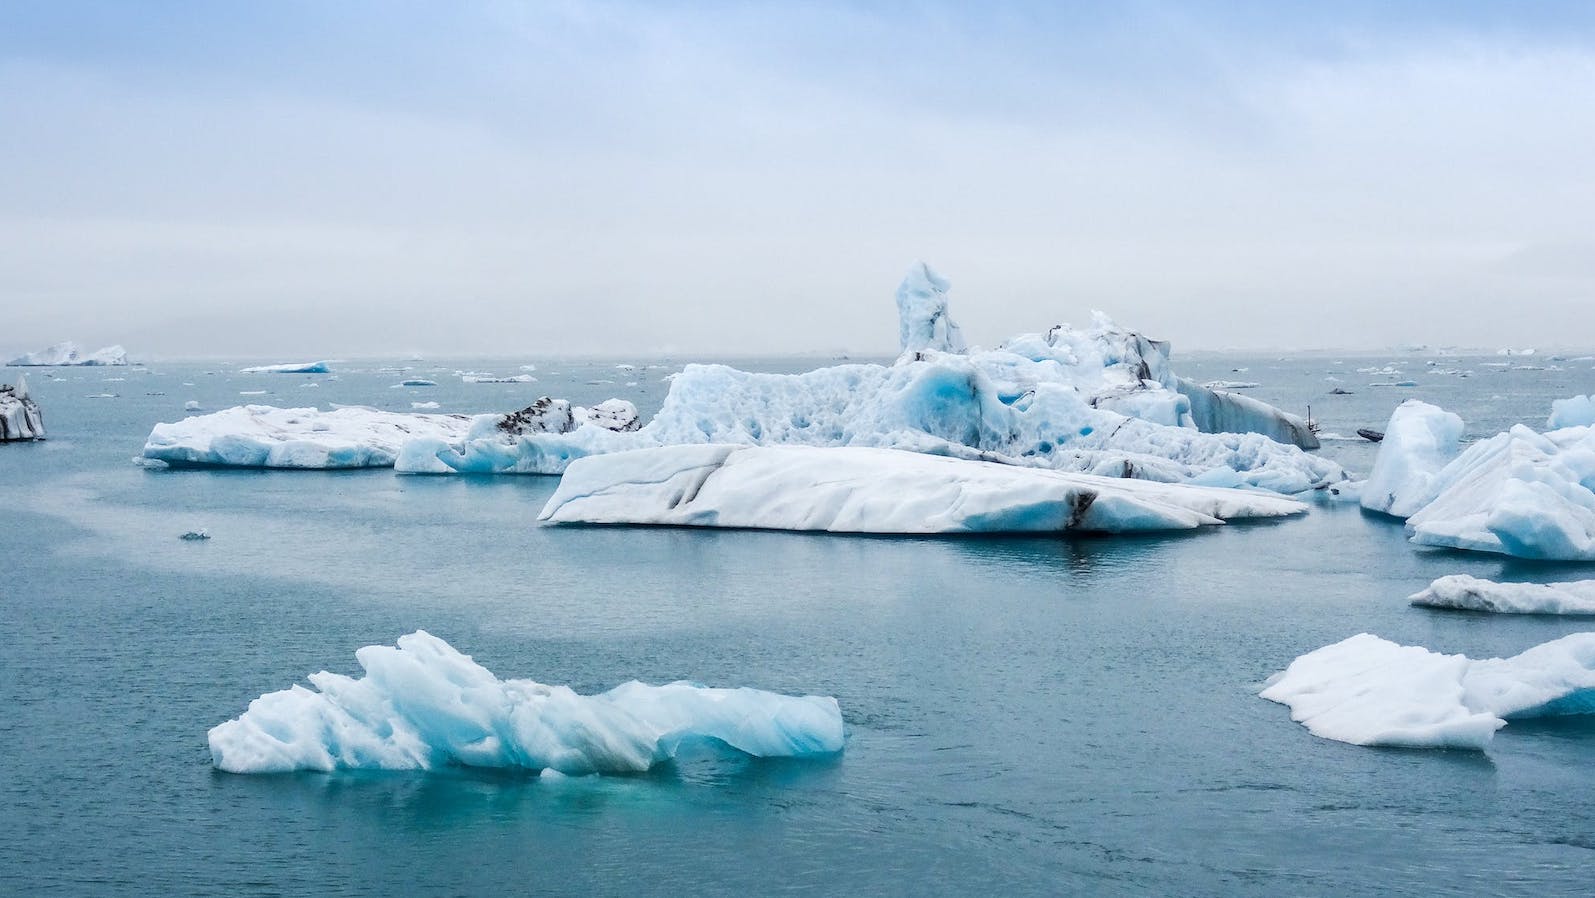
[
  {"left": 208, "top": 631, "right": 845, "bottom": 775},
  {"left": 1261, "top": 632, "right": 1595, "bottom": 750}
]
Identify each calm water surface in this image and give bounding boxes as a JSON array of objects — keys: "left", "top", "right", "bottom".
[{"left": 4, "top": 353, "right": 1595, "bottom": 896}]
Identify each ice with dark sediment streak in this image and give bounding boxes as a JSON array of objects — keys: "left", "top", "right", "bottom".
[
  {"left": 538, "top": 444, "right": 1308, "bottom": 534},
  {"left": 0, "top": 375, "right": 45, "bottom": 441},
  {"left": 207, "top": 631, "right": 844, "bottom": 774}
]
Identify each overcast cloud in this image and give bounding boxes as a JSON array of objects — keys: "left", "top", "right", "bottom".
[{"left": 3, "top": 1, "right": 1594, "bottom": 358}]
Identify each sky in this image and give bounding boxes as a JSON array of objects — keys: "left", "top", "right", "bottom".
[{"left": 3, "top": 1, "right": 1594, "bottom": 358}]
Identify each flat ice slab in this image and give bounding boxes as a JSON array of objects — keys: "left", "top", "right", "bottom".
[
  {"left": 239, "top": 361, "right": 331, "bottom": 374},
  {"left": 1411, "top": 574, "right": 1595, "bottom": 615},
  {"left": 208, "top": 631, "right": 844, "bottom": 774},
  {"left": 539, "top": 444, "right": 1307, "bottom": 534},
  {"left": 142, "top": 405, "right": 472, "bottom": 468},
  {"left": 1261, "top": 632, "right": 1595, "bottom": 750}
]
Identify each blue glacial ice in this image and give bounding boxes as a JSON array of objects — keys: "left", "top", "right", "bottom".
[
  {"left": 1262, "top": 632, "right": 1595, "bottom": 750},
  {"left": 239, "top": 361, "right": 332, "bottom": 374},
  {"left": 395, "top": 264, "right": 1342, "bottom": 494},
  {"left": 538, "top": 444, "right": 1307, "bottom": 534},
  {"left": 1361, "top": 396, "right": 1595, "bottom": 560},
  {"left": 208, "top": 631, "right": 845, "bottom": 775}
]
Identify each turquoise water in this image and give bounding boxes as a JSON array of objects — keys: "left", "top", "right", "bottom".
[{"left": 5, "top": 355, "right": 1595, "bottom": 896}]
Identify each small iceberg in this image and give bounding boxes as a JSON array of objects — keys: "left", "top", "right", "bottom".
[
  {"left": 1362, "top": 396, "right": 1595, "bottom": 560},
  {"left": 462, "top": 374, "right": 537, "bottom": 384},
  {"left": 1201, "top": 380, "right": 1260, "bottom": 390},
  {"left": 1261, "top": 632, "right": 1595, "bottom": 750},
  {"left": 207, "top": 631, "right": 844, "bottom": 774},
  {"left": 1, "top": 375, "right": 45, "bottom": 441},
  {"left": 180, "top": 529, "right": 210, "bottom": 541},
  {"left": 143, "top": 405, "right": 474, "bottom": 469},
  {"left": 398, "top": 379, "right": 437, "bottom": 387},
  {"left": 538, "top": 444, "right": 1307, "bottom": 534},
  {"left": 1411, "top": 574, "right": 1595, "bottom": 615},
  {"left": 239, "top": 361, "right": 331, "bottom": 374},
  {"left": 8, "top": 341, "right": 128, "bottom": 366}
]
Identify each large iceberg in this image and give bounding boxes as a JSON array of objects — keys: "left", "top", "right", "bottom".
[
  {"left": 143, "top": 405, "right": 474, "bottom": 468},
  {"left": 1411, "top": 574, "right": 1595, "bottom": 615},
  {"left": 397, "top": 265, "right": 1342, "bottom": 493},
  {"left": 239, "top": 361, "right": 332, "bottom": 374},
  {"left": 8, "top": 341, "right": 127, "bottom": 366},
  {"left": 1261, "top": 632, "right": 1595, "bottom": 750},
  {"left": 208, "top": 631, "right": 844, "bottom": 775},
  {"left": 0, "top": 375, "right": 44, "bottom": 441},
  {"left": 1360, "top": 397, "right": 1595, "bottom": 560},
  {"left": 538, "top": 444, "right": 1308, "bottom": 534}
]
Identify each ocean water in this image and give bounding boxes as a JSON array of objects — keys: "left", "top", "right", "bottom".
[{"left": 5, "top": 353, "right": 1595, "bottom": 897}]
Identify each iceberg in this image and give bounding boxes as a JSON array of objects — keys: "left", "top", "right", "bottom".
[
  {"left": 8, "top": 341, "right": 127, "bottom": 366},
  {"left": 399, "top": 265, "right": 1342, "bottom": 492},
  {"left": 1411, "top": 574, "right": 1595, "bottom": 615},
  {"left": 1359, "top": 400, "right": 1464, "bottom": 517},
  {"left": 1549, "top": 394, "right": 1595, "bottom": 430},
  {"left": 539, "top": 444, "right": 1307, "bottom": 534},
  {"left": 1261, "top": 632, "right": 1595, "bottom": 750},
  {"left": 143, "top": 405, "right": 474, "bottom": 468},
  {"left": 1361, "top": 396, "right": 1595, "bottom": 560},
  {"left": 143, "top": 397, "right": 639, "bottom": 470},
  {"left": 208, "top": 631, "right": 844, "bottom": 775},
  {"left": 0, "top": 375, "right": 45, "bottom": 441},
  {"left": 239, "top": 361, "right": 331, "bottom": 374}
]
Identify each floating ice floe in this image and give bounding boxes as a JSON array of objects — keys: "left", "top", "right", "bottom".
[
  {"left": 207, "top": 630, "right": 844, "bottom": 774},
  {"left": 8, "top": 341, "right": 127, "bottom": 367},
  {"left": 1261, "top": 632, "right": 1595, "bottom": 750},
  {"left": 180, "top": 529, "right": 210, "bottom": 541},
  {"left": 411, "top": 401, "right": 441, "bottom": 410},
  {"left": 539, "top": 444, "right": 1306, "bottom": 534},
  {"left": 0, "top": 375, "right": 44, "bottom": 441},
  {"left": 1362, "top": 397, "right": 1595, "bottom": 560},
  {"left": 398, "top": 379, "right": 437, "bottom": 387},
  {"left": 463, "top": 374, "right": 537, "bottom": 384},
  {"left": 240, "top": 361, "right": 331, "bottom": 374},
  {"left": 1411, "top": 574, "right": 1595, "bottom": 615},
  {"left": 143, "top": 405, "right": 474, "bottom": 468},
  {"left": 1201, "top": 380, "right": 1260, "bottom": 390}
]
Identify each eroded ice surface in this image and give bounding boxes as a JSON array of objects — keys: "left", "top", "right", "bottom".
[
  {"left": 538, "top": 444, "right": 1307, "bottom": 534},
  {"left": 896, "top": 261, "right": 967, "bottom": 355},
  {"left": 208, "top": 631, "right": 844, "bottom": 774},
  {"left": 143, "top": 405, "right": 473, "bottom": 468},
  {"left": 1411, "top": 574, "right": 1595, "bottom": 615},
  {"left": 1261, "top": 632, "right": 1595, "bottom": 749},
  {"left": 0, "top": 375, "right": 44, "bottom": 441},
  {"left": 8, "top": 341, "right": 127, "bottom": 367}
]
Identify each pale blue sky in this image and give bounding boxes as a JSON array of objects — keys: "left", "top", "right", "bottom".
[{"left": 3, "top": 2, "right": 1594, "bottom": 357}]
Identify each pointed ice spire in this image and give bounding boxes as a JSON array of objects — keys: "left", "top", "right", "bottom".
[{"left": 894, "top": 262, "right": 967, "bottom": 356}]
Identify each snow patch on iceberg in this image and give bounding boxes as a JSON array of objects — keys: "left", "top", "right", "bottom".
[
  {"left": 1261, "top": 632, "right": 1595, "bottom": 749},
  {"left": 538, "top": 444, "right": 1306, "bottom": 534},
  {"left": 208, "top": 631, "right": 844, "bottom": 774},
  {"left": 1412, "top": 574, "right": 1595, "bottom": 615}
]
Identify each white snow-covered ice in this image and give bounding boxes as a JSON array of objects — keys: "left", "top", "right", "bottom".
[
  {"left": 1360, "top": 400, "right": 1464, "bottom": 517},
  {"left": 8, "top": 341, "right": 127, "bottom": 366},
  {"left": 1261, "top": 632, "right": 1595, "bottom": 749},
  {"left": 143, "top": 405, "right": 473, "bottom": 468},
  {"left": 208, "top": 631, "right": 844, "bottom": 774},
  {"left": 239, "top": 361, "right": 331, "bottom": 374},
  {"left": 1411, "top": 574, "right": 1595, "bottom": 615},
  {"left": 0, "top": 375, "right": 45, "bottom": 441},
  {"left": 539, "top": 444, "right": 1307, "bottom": 534}
]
